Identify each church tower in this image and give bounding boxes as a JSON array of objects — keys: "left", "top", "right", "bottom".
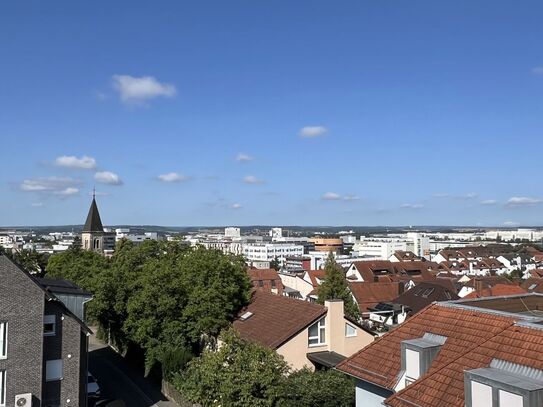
[{"left": 81, "top": 192, "right": 115, "bottom": 255}]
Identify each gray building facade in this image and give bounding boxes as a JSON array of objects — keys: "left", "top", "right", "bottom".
[{"left": 0, "top": 256, "right": 91, "bottom": 407}]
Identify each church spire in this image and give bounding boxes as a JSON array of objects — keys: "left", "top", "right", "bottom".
[{"left": 83, "top": 194, "right": 104, "bottom": 233}]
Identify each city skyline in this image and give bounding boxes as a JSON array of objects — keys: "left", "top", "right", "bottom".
[{"left": 1, "top": 1, "right": 543, "bottom": 227}]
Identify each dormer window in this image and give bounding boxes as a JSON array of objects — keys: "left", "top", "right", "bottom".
[
  {"left": 465, "top": 359, "right": 543, "bottom": 407},
  {"left": 401, "top": 333, "right": 447, "bottom": 387}
]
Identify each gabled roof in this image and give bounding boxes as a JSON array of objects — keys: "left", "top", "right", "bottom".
[
  {"left": 463, "top": 283, "right": 527, "bottom": 299},
  {"left": 83, "top": 197, "right": 104, "bottom": 232},
  {"left": 337, "top": 303, "right": 516, "bottom": 390},
  {"left": 463, "top": 275, "right": 512, "bottom": 289},
  {"left": 393, "top": 280, "right": 459, "bottom": 314},
  {"left": 305, "top": 269, "right": 326, "bottom": 287},
  {"left": 247, "top": 268, "right": 281, "bottom": 282},
  {"left": 351, "top": 261, "right": 396, "bottom": 281},
  {"left": 349, "top": 281, "right": 403, "bottom": 313},
  {"left": 521, "top": 277, "right": 543, "bottom": 293},
  {"left": 391, "top": 251, "right": 420, "bottom": 261},
  {"left": 337, "top": 294, "right": 543, "bottom": 407},
  {"left": 233, "top": 290, "right": 327, "bottom": 349},
  {"left": 36, "top": 277, "right": 92, "bottom": 297},
  {"left": 0, "top": 256, "right": 92, "bottom": 334}
]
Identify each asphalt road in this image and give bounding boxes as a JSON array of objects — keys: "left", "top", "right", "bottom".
[{"left": 88, "top": 334, "right": 177, "bottom": 407}]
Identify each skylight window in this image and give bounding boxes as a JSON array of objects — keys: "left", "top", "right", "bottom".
[{"left": 240, "top": 311, "right": 253, "bottom": 321}]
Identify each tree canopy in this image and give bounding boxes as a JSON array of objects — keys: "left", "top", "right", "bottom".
[
  {"left": 45, "top": 240, "right": 251, "bottom": 374},
  {"left": 176, "top": 329, "right": 290, "bottom": 407},
  {"left": 316, "top": 253, "right": 360, "bottom": 320}
]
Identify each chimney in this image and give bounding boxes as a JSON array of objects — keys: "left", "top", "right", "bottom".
[
  {"left": 474, "top": 278, "right": 484, "bottom": 293},
  {"left": 324, "top": 299, "right": 345, "bottom": 353}
]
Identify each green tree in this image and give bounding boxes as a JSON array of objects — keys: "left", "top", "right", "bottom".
[
  {"left": 270, "top": 257, "right": 280, "bottom": 271},
  {"left": 277, "top": 368, "right": 355, "bottom": 407},
  {"left": 175, "top": 329, "right": 289, "bottom": 407},
  {"left": 7, "top": 249, "right": 49, "bottom": 276},
  {"left": 123, "top": 246, "right": 251, "bottom": 372},
  {"left": 316, "top": 253, "right": 360, "bottom": 320}
]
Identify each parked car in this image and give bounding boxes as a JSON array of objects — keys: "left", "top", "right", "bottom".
[{"left": 87, "top": 372, "right": 101, "bottom": 398}]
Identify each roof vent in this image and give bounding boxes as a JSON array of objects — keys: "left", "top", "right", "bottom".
[{"left": 240, "top": 311, "right": 254, "bottom": 321}]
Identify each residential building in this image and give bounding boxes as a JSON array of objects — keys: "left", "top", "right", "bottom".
[
  {"left": 81, "top": 194, "right": 115, "bottom": 255},
  {"left": 233, "top": 290, "right": 374, "bottom": 370},
  {"left": 337, "top": 293, "right": 543, "bottom": 407},
  {"left": 247, "top": 268, "right": 284, "bottom": 295},
  {"left": 0, "top": 255, "right": 91, "bottom": 407}
]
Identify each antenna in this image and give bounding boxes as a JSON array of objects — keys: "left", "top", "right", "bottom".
[{"left": 93, "top": 187, "right": 96, "bottom": 199}]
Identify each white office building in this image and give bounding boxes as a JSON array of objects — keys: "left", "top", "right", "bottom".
[{"left": 243, "top": 243, "right": 304, "bottom": 263}]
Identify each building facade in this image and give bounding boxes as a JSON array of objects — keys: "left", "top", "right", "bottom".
[{"left": 0, "top": 255, "right": 91, "bottom": 407}]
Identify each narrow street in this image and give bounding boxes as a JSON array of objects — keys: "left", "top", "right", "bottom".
[{"left": 88, "top": 334, "right": 178, "bottom": 407}]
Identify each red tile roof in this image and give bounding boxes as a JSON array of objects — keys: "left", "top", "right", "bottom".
[
  {"left": 247, "top": 268, "right": 281, "bottom": 281},
  {"left": 336, "top": 303, "right": 515, "bottom": 390},
  {"left": 337, "top": 294, "right": 543, "bottom": 407},
  {"left": 305, "top": 269, "right": 326, "bottom": 287},
  {"left": 463, "top": 283, "right": 527, "bottom": 299},
  {"left": 386, "top": 324, "right": 543, "bottom": 407},
  {"left": 233, "top": 290, "right": 326, "bottom": 349},
  {"left": 349, "top": 282, "right": 403, "bottom": 312}
]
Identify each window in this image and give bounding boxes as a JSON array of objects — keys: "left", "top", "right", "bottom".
[
  {"left": 258, "top": 280, "right": 264, "bottom": 287},
  {"left": 271, "top": 280, "right": 276, "bottom": 288},
  {"left": 499, "top": 390, "right": 523, "bottom": 407},
  {"left": 44, "top": 315, "right": 56, "bottom": 336},
  {"left": 0, "top": 323, "right": 6, "bottom": 359},
  {"left": 308, "top": 317, "right": 326, "bottom": 346},
  {"left": 46, "top": 359, "right": 63, "bottom": 381},
  {"left": 444, "top": 291, "right": 452, "bottom": 300},
  {"left": 405, "top": 349, "right": 420, "bottom": 380},
  {"left": 345, "top": 323, "right": 357, "bottom": 337},
  {"left": 422, "top": 288, "right": 435, "bottom": 298},
  {"left": 0, "top": 370, "right": 5, "bottom": 407},
  {"left": 471, "top": 381, "right": 492, "bottom": 407}
]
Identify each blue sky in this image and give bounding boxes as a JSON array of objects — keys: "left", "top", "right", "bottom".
[{"left": 1, "top": 1, "right": 542, "bottom": 227}]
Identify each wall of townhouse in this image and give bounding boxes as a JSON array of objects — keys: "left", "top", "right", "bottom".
[{"left": 0, "top": 256, "right": 44, "bottom": 406}]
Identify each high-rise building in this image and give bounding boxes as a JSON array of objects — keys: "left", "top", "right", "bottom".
[{"left": 81, "top": 193, "right": 115, "bottom": 255}]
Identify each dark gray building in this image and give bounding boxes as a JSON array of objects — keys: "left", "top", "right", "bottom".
[{"left": 0, "top": 255, "right": 92, "bottom": 407}]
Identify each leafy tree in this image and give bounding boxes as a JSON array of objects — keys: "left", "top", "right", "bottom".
[
  {"left": 2, "top": 249, "right": 49, "bottom": 276},
  {"left": 270, "top": 257, "right": 280, "bottom": 271},
  {"left": 316, "top": 253, "right": 360, "bottom": 320},
  {"left": 123, "top": 246, "right": 251, "bottom": 372},
  {"left": 175, "top": 329, "right": 289, "bottom": 407},
  {"left": 277, "top": 368, "right": 355, "bottom": 407}
]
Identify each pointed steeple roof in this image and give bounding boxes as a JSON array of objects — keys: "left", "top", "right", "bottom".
[{"left": 83, "top": 195, "right": 104, "bottom": 233}]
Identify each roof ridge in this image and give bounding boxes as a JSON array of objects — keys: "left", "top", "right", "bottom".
[{"left": 384, "top": 318, "right": 517, "bottom": 406}]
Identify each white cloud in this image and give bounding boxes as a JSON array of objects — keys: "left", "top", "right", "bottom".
[
  {"left": 20, "top": 177, "right": 82, "bottom": 197},
  {"left": 94, "top": 171, "right": 123, "bottom": 185},
  {"left": 434, "top": 192, "right": 478, "bottom": 200},
  {"left": 236, "top": 153, "right": 254, "bottom": 162},
  {"left": 112, "top": 75, "right": 176, "bottom": 105},
  {"left": 506, "top": 196, "right": 543, "bottom": 208},
  {"left": 243, "top": 175, "right": 265, "bottom": 185},
  {"left": 400, "top": 203, "right": 424, "bottom": 209},
  {"left": 481, "top": 199, "right": 497, "bottom": 205},
  {"left": 31, "top": 202, "right": 43, "bottom": 207},
  {"left": 503, "top": 220, "right": 520, "bottom": 227},
  {"left": 343, "top": 194, "right": 360, "bottom": 201},
  {"left": 299, "top": 126, "right": 328, "bottom": 138},
  {"left": 322, "top": 192, "right": 342, "bottom": 201},
  {"left": 322, "top": 192, "right": 359, "bottom": 201},
  {"left": 532, "top": 66, "right": 543, "bottom": 75},
  {"left": 231, "top": 203, "right": 242, "bottom": 209},
  {"left": 54, "top": 155, "right": 97, "bottom": 170},
  {"left": 56, "top": 187, "right": 80, "bottom": 197},
  {"left": 158, "top": 172, "right": 190, "bottom": 183}
]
